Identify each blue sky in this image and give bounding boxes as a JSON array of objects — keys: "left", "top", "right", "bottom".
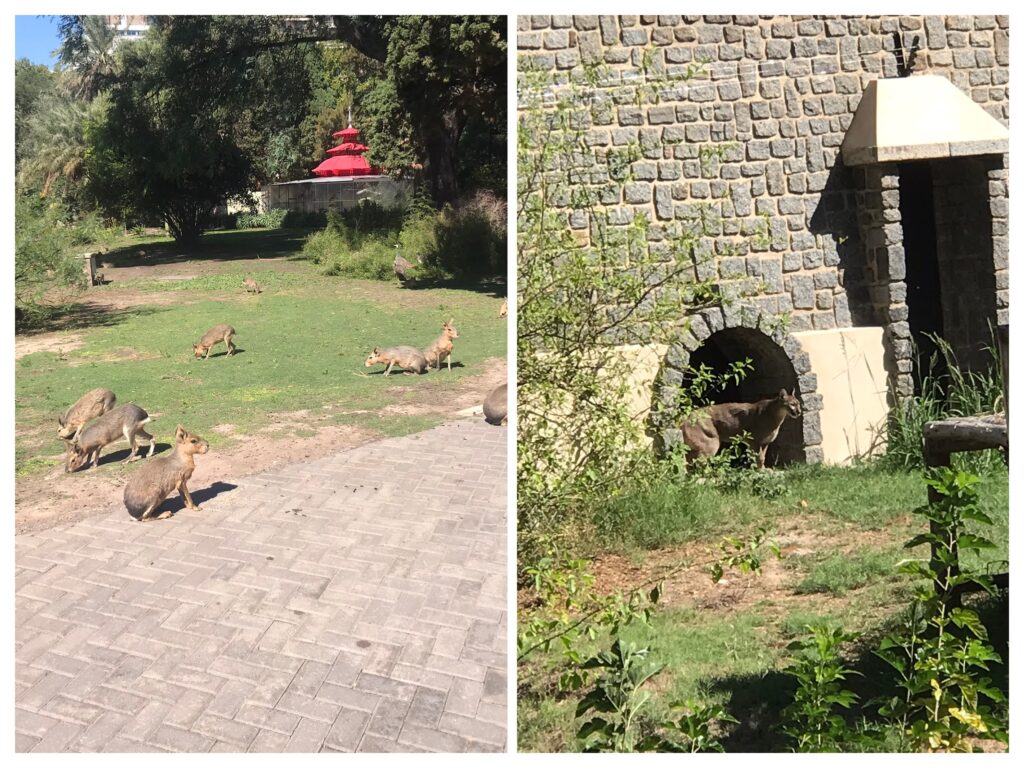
[{"left": 15, "top": 15, "right": 61, "bottom": 68}]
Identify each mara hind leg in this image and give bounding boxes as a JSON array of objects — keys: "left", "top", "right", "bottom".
[
  {"left": 123, "top": 425, "right": 141, "bottom": 462},
  {"left": 136, "top": 427, "right": 156, "bottom": 459},
  {"left": 446, "top": 352, "right": 452, "bottom": 372},
  {"left": 142, "top": 503, "right": 173, "bottom": 521},
  {"left": 226, "top": 334, "right": 236, "bottom": 356}
]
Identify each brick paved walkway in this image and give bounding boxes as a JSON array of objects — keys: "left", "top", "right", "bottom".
[{"left": 15, "top": 419, "right": 507, "bottom": 753}]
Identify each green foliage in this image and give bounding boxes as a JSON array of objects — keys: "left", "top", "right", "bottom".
[
  {"left": 14, "top": 196, "right": 104, "bottom": 327},
  {"left": 15, "top": 58, "right": 59, "bottom": 166},
  {"left": 781, "top": 624, "right": 862, "bottom": 752},
  {"left": 882, "top": 334, "right": 1005, "bottom": 474},
  {"left": 873, "top": 467, "right": 1007, "bottom": 751},
  {"left": 709, "top": 527, "right": 782, "bottom": 584},
  {"left": 518, "top": 60, "right": 734, "bottom": 565},
  {"left": 54, "top": 15, "right": 118, "bottom": 100},
  {"left": 361, "top": 15, "right": 507, "bottom": 202},
  {"left": 82, "top": 17, "right": 319, "bottom": 243},
  {"left": 575, "top": 640, "right": 665, "bottom": 751},
  {"left": 236, "top": 209, "right": 288, "bottom": 230},
  {"left": 323, "top": 240, "right": 395, "bottom": 281},
  {"left": 427, "top": 192, "right": 507, "bottom": 278}
]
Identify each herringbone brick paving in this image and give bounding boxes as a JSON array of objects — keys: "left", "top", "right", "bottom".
[{"left": 15, "top": 419, "right": 507, "bottom": 753}]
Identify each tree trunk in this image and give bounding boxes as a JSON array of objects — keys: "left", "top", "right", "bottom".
[{"left": 421, "top": 108, "right": 462, "bottom": 205}]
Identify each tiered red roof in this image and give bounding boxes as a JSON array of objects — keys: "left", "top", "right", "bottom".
[{"left": 312, "top": 123, "right": 381, "bottom": 177}]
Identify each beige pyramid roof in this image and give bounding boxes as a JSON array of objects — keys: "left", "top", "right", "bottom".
[{"left": 841, "top": 75, "right": 1008, "bottom": 166}]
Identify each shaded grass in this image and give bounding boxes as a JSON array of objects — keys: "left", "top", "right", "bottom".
[
  {"left": 15, "top": 265, "right": 506, "bottom": 476},
  {"left": 518, "top": 462, "right": 1009, "bottom": 752},
  {"left": 792, "top": 549, "right": 901, "bottom": 595},
  {"left": 592, "top": 463, "right": 930, "bottom": 554}
]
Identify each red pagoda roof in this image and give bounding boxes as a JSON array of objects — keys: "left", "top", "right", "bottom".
[
  {"left": 326, "top": 142, "right": 369, "bottom": 155},
  {"left": 312, "top": 121, "right": 381, "bottom": 177},
  {"left": 333, "top": 126, "right": 360, "bottom": 140}
]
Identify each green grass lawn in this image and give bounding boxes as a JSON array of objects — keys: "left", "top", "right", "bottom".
[
  {"left": 16, "top": 228, "right": 507, "bottom": 476},
  {"left": 518, "top": 462, "right": 1009, "bottom": 752}
]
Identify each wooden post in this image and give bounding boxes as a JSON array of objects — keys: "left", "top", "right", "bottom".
[
  {"left": 80, "top": 252, "right": 97, "bottom": 287},
  {"left": 997, "top": 323, "right": 1009, "bottom": 426}
]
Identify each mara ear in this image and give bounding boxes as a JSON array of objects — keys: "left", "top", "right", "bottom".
[
  {"left": 778, "top": 388, "right": 788, "bottom": 399},
  {"left": 175, "top": 424, "right": 186, "bottom": 440},
  {"left": 372, "top": 346, "right": 380, "bottom": 354}
]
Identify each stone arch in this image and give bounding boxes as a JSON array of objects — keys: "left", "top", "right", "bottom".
[{"left": 651, "top": 304, "right": 824, "bottom": 466}]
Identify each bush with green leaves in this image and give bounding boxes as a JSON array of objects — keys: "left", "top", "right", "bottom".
[
  {"left": 236, "top": 208, "right": 288, "bottom": 229},
  {"left": 781, "top": 624, "right": 863, "bottom": 752},
  {"left": 882, "top": 335, "right": 1005, "bottom": 474},
  {"left": 516, "top": 58, "right": 783, "bottom": 565},
  {"left": 875, "top": 467, "right": 1008, "bottom": 751},
  {"left": 15, "top": 196, "right": 98, "bottom": 327}
]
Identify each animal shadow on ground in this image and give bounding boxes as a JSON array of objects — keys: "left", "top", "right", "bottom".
[
  {"left": 104, "top": 229, "right": 312, "bottom": 267},
  {"left": 202, "top": 348, "right": 245, "bottom": 359},
  {"left": 158, "top": 481, "right": 239, "bottom": 515},
  {"left": 401, "top": 276, "right": 506, "bottom": 299},
  {"left": 708, "top": 590, "right": 1008, "bottom": 752},
  {"left": 93, "top": 443, "right": 172, "bottom": 467},
  {"left": 366, "top": 369, "right": 427, "bottom": 376}
]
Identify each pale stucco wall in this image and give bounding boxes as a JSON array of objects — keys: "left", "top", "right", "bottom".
[{"left": 792, "top": 327, "right": 889, "bottom": 464}]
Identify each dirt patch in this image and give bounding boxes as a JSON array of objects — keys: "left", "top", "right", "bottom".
[
  {"left": 67, "top": 346, "right": 163, "bottom": 367},
  {"left": 15, "top": 356, "right": 507, "bottom": 535},
  {"left": 15, "top": 333, "right": 85, "bottom": 360},
  {"left": 586, "top": 515, "right": 897, "bottom": 621}
]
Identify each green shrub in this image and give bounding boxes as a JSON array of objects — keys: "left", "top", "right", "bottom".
[
  {"left": 236, "top": 208, "right": 288, "bottom": 229},
  {"left": 281, "top": 210, "right": 326, "bottom": 229},
  {"left": 882, "top": 335, "right": 1004, "bottom": 473},
  {"left": 333, "top": 239, "right": 394, "bottom": 280},
  {"left": 15, "top": 196, "right": 92, "bottom": 327},
  {"left": 428, "top": 191, "right": 507, "bottom": 278},
  {"left": 300, "top": 228, "right": 345, "bottom": 266}
]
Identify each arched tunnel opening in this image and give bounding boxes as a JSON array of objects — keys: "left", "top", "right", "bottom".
[{"left": 681, "top": 327, "right": 805, "bottom": 467}]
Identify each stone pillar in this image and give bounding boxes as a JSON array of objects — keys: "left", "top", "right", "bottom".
[
  {"left": 857, "top": 165, "right": 912, "bottom": 401},
  {"left": 989, "top": 153, "right": 1009, "bottom": 327}
]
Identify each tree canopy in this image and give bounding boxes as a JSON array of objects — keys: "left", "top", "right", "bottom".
[{"left": 36, "top": 14, "right": 506, "bottom": 243}]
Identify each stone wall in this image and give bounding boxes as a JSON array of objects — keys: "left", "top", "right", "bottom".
[
  {"left": 518, "top": 14, "right": 1008, "bottom": 331},
  {"left": 518, "top": 15, "right": 1009, "bottom": 458}
]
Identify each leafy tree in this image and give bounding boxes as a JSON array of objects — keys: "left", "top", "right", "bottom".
[
  {"left": 85, "top": 32, "right": 253, "bottom": 243},
  {"left": 55, "top": 15, "right": 118, "bottom": 100},
  {"left": 17, "top": 91, "right": 98, "bottom": 200},
  {"left": 106, "top": 15, "right": 507, "bottom": 204},
  {"left": 82, "top": 17, "right": 319, "bottom": 242},
  {"left": 334, "top": 15, "right": 507, "bottom": 203},
  {"left": 15, "top": 59, "right": 58, "bottom": 164}
]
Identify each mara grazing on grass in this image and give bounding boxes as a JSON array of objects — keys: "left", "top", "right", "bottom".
[
  {"left": 243, "top": 276, "right": 262, "bottom": 294},
  {"left": 193, "top": 324, "right": 236, "bottom": 359},
  {"left": 124, "top": 425, "right": 210, "bottom": 520},
  {"left": 680, "top": 389, "right": 802, "bottom": 469},
  {"left": 64, "top": 404, "right": 155, "bottom": 472}
]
